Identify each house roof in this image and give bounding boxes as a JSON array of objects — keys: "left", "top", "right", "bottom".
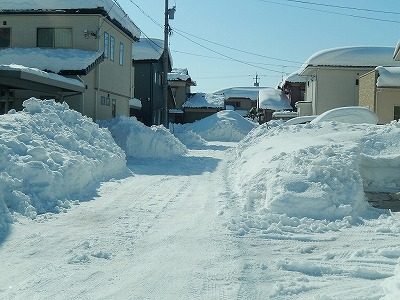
[
  {"left": 129, "top": 98, "right": 142, "bottom": 109},
  {"left": 0, "top": 0, "right": 141, "bottom": 39},
  {"left": 376, "top": 66, "right": 400, "bottom": 88},
  {"left": 258, "top": 88, "right": 293, "bottom": 111},
  {"left": 278, "top": 70, "right": 309, "bottom": 88},
  {"left": 300, "top": 46, "right": 400, "bottom": 75},
  {"left": 214, "top": 86, "right": 268, "bottom": 101},
  {"left": 132, "top": 38, "right": 173, "bottom": 65},
  {"left": 168, "top": 68, "right": 196, "bottom": 85},
  {"left": 0, "top": 64, "right": 85, "bottom": 93},
  {"left": 393, "top": 41, "right": 400, "bottom": 61},
  {"left": 183, "top": 93, "right": 225, "bottom": 109},
  {"left": 0, "top": 48, "right": 104, "bottom": 75}
]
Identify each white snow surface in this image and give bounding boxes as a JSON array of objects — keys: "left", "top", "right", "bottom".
[
  {"left": 132, "top": 38, "right": 164, "bottom": 61},
  {"left": 376, "top": 66, "right": 400, "bottom": 87},
  {"left": 311, "top": 106, "right": 379, "bottom": 125},
  {"left": 0, "top": 98, "right": 127, "bottom": 223},
  {"left": 3, "top": 100, "right": 400, "bottom": 299},
  {"left": 0, "top": 0, "right": 140, "bottom": 38},
  {"left": 99, "top": 116, "right": 187, "bottom": 159},
  {"left": 301, "top": 46, "right": 400, "bottom": 71},
  {"left": 168, "top": 68, "right": 193, "bottom": 82},
  {"left": 258, "top": 88, "right": 293, "bottom": 110},
  {"left": 278, "top": 69, "right": 309, "bottom": 88},
  {"left": 0, "top": 64, "right": 85, "bottom": 88},
  {"left": 182, "top": 92, "right": 225, "bottom": 108},
  {"left": 181, "top": 110, "right": 257, "bottom": 142},
  {"left": 215, "top": 86, "right": 268, "bottom": 101},
  {"left": 0, "top": 48, "right": 103, "bottom": 74}
]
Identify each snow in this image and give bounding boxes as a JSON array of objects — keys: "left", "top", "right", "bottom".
[
  {"left": 311, "top": 106, "right": 379, "bottom": 125},
  {"left": 0, "top": 64, "right": 84, "bottom": 88},
  {"left": 179, "top": 110, "right": 257, "bottom": 142},
  {"left": 376, "top": 66, "right": 400, "bottom": 87},
  {"left": 129, "top": 98, "right": 142, "bottom": 109},
  {"left": 132, "top": 38, "right": 164, "bottom": 61},
  {"left": 0, "top": 98, "right": 127, "bottom": 223},
  {"left": 215, "top": 86, "right": 267, "bottom": 101},
  {"left": 301, "top": 46, "right": 400, "bottom": 72},
  {"left": 0, "top": 48, "right": 103, "bottom": 74},
  {"left": 3, "top": 96, "right": 400, "bottom": 299},
  {"left": 284, "top": 115, "right": 317, "bottom": 125},
  {"left": 278, "top": 69, "right": 309, "bottom": 88},
  {"left": 99, "top": 116, "right": 187, "bottom": 159},
  {"left": 258, "top": 88, "right": 293, "bottom": 110},
  {"left": 168, "top": 68, "right": 193, "bottom": 82},
  {"left": 0, "top": 0, "right": 141, "bottom": 38},
  {"left": 182, "top": 92, "right": 225, "bottom": 108}
]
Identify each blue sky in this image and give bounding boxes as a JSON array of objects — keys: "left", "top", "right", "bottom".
[{"left": 118, "top": 0, "right": 400, "bottom": 93}]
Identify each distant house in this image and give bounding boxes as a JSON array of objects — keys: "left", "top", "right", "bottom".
[
  {"left": 257, "top": 88, "right": 293, "bottom": 123},
  {"left": 298, "top": 46, "right": 400, "bottom": 117},
  {"left": 168, "top": 68, "right": 196, "bottom": 123},
  {"left": 132, "top": 38, "right": 173, "bottom": 126},
  {"left": 182, "top": 93, "right": 224, "bottom": 123},
  {"left": 278, "top": 70, "right": 308, "bottom": 111},
  {"left": 0, "top": 1, "right": 141, "bottom": 120},
  {"left": 215, "top": 87, "right": 266, "bottom": 116},
  {"left": 359, "top": 67, "right": 400, "bottom": 124}
]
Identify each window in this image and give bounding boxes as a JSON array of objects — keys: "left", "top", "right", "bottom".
[
  {"left": 394, "top": 106, "right": 400, "bottom": 120},
  {"left": 37, "top": 28, "right": 72, "bottom": 48},
  {"left": 104, "top": 32, "right": 109, "bottom": 58},
  {"left": 110, "top": 36, "right": 115, "bottom": 61},
  {"left": 101, "top": 96, "right": 106, "bottom": 105},
  {"left": 119, "top": 42, "right": 124, "bottom": 65},
  {"left": 0, "top": 28, "right": 10, "bottom": 48}
]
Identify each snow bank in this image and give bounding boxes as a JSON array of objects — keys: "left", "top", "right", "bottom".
[
  {"left": 0, "top": 98, "right": 127, "bottom": 222},
  {"left": 99, "top": 117, "right": 187, "bottom": 159},
  {"left": 311, "top": 106, "right": 379, "bottom": 125},
  {"left": 229, "top": 121, "right": 400, "bottom": 235},
  {"left": 182, "top": 110, "right": 257, "bottom": 142},
  {"left": 382, "top": 262, "right": 400, "bottom": 300},
  {"left": 171, "top": 124, "right": 207, "bottom": 149}
]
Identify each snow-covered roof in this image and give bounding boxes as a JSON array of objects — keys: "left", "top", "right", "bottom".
[
  {"left": 0, "top": 48, "right": 103, "bottom": 75},
  {"left": 183, "top": 93, "right": 225, "bottom": 109},
  {"left": 129, "top": 98, "right": 142, "bottom": 109},
  {"left": 215, "top": 87, "right": 268, "bottom": 101},
  {"left": 132, "top": 38, "right": 173, "bottom": 65},
  {"left": 278, "top": 69, "right": 309, "bottom": 88},
  {"left": 0, "top": 0, "right": 141, "bottom": 39},
  {"left": 300, "top": 46, "right": 400, "bottom": 74},
  {"left": 258, "top": 88, "right": 293, "bottom": 111},
  {"left": 376, "top": 66, "right": 400, "bottom": 88},
  {"left": 168, "top": 68, "right": 196, "bottom": 85}
]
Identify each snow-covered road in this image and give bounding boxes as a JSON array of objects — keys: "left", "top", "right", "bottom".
[{"left": 1, "top": 142, "right": 400, "bottom": 299}]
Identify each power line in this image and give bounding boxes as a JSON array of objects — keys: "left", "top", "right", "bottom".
[
  {"left": 284, "top": 0, "right": 400, "bottom": 15},
  {"left": 257, "top": 0, "right": 400, "bottom": 24}
]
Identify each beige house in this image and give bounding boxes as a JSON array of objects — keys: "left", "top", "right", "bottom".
[
  {"left": 0, "top": 1, "right": 140, "bottom": 120},
  {"left": 359, "top": 67, "right": 400, "bottom": 124},
  {"left": 298, "top": 46, "right": 400, "bottom": 117}
]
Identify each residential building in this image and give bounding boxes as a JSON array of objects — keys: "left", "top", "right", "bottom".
[
  {"left": 298, "top": 46, "right": 400, "bottom": 117},
  {"left": 132, "top": 38, "right": 173, "bottom": 126},
  {"left": 0, "top": 1, "right": 140, "bottom": 120},
  {"left": 215, "top": 87, "right": 267, "bottom": 116},
  {"left": 359, "top": 67, "right": 400, "bottom": 124},
  {"left": 182, "top": 93, "right": 224, "bottom": 123},
  {"left": 278, "top": 70, "right": 308, "bottom": 111},
  {"left": 168, "top": 68, "right": 196, "bottom": 123},
  {"left": 257, "top": 88, "right": 293, "bottom": 123}
]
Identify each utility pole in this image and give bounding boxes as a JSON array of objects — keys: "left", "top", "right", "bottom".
[{"left": 254, "top": 73, "right": 260, "bottom": 87}]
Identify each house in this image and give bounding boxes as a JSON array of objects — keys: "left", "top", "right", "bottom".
[
  {"left": 214, "top": 87, "right": 266, "bottom": 116},
  {"left": 278, "top": 70, "right": 308, "bottom": 111},
  {"left": 359, "top": 67, "right": 400, "bottom": 124},
  {"left": 132, "top": 38, "right": 173, "bottom": 126},
  {"left": 182, "top": 93, "right": 224, "bottom": 123},
  {"left": 257, "top": 88, "right": 293, "bottom": 123},
  {"left": 0, "top": 0, "right": 141, "bottom": 120},
  {"left": 298, "top": 46, "right": 400, "bottom": 117},
  {"left": 168, "top": 68, "right": 196, "bottom": 123}
]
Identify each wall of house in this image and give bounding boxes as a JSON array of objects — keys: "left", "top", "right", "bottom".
[
  {"left": 358, "top": 71, "right": 377, "bottom": 111},
  {"left": 183, "top": 108, "right": 221, "bottom": 123},
  {"left": 170, "top": 81, "right": 188, "bottom": 108},
  {"left": 376, "top": 88, "right": 400, "bottom": 124},
  {"left": 2, "top": 14, "right": 134, "bottom": 120},
  {"left": 309, "top": 68, "right": 371, "bottom": 115},
  {"left": 225, "top": 98, "right": 253, "bottom": 111}
]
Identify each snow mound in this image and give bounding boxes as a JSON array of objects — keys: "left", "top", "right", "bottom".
[
  {"left": 311, "top": 106, "right": 379, "bottom": 124},
  {"left": 0, "top": 98, "right": 127, "bottom": 222},
  {"left": 171, "top": 124, "right": 207, "bottom": 149},
  {"left": 99, "top": 117, "right": 187, "bottom": 158},
  {"left": 182, "top": 110, "right": 257, "bottom": 142},
  {"left": 382, "top": 261, "right": 400, "bottom": 300},
  {"left": 230, "top": 121, "right": 400, "bottom": 234}
]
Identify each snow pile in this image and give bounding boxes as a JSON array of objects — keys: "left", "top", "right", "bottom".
[
  {"left": 382, "top": 260, "right": 400, "bottom": 300},
  {"left": 171, "top": 124, "right": 207, "bottom": 149},
  {"left": 99, "top": 117, "right": 187, "bottom": 159},
  {"left": 0, "top": 98, "right": 127, "bottom": 222},
  {"left": 229, "top": 121, "right": 400, "bottom": 235},
  {"left": 183, "top": 93, "right": 225, "bottom": 108},
  {"left": 311, "top": 106, "right": 378, "bottom": 125},
  {"left": 182, "top": 110, "right": 258, "bottom": 142},
  {"left": 258, "top": 88, "right": 293, "bottom": 110}
]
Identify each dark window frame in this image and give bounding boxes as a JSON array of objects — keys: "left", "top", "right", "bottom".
[{"left": 0, "top": 27, "right": 11, "bottom": 48}]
